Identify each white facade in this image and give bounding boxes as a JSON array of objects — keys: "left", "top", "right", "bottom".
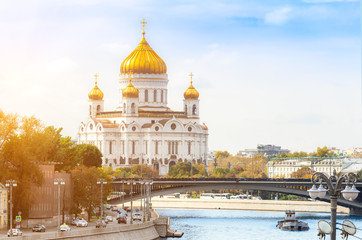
[
  {"left": 267, "top": 158, "right": 343, "bottom": 178},
  {"left": 78, "top": 35, "right": 209, "bottom": 176}
]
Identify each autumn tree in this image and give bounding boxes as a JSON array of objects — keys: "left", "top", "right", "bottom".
[
  {"left": 168, "top": 162, "right": 201, "bottom": 178},
  {"left": 291, "top": 167, "right": 314, "bottom": 179},
  {"left": 215, "top": 151, "right": 230, "bottom": 160},
  {"left": 309, "top": 146, "right": 337, "bottom": 158}
]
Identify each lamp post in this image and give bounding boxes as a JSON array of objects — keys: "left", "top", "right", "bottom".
[
  {"left": 121, "top": 180, "right": 125, "bottom": 209},
  {"left": 308, "top": 172, "right": 360, "bottom": 240},
  {"left": 54, "top": 178, "right": 65, "bottom": 229},
  {"left": 5, "top": 180, "right": 17, "bottom": 236},
  {"left": 96, "top": 178, "right": 107, "bottom": 218},
  {"left": 127, "top": 180, "right": 136, "bottom": 224}
]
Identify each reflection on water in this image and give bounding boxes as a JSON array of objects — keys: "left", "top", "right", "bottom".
[{"left": 158, "top": 208, "right": 362, "bottom": 240}]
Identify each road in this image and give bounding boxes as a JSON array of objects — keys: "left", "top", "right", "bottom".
[{"left": 1, "top": 208, "right": 145, "bottom": 238}]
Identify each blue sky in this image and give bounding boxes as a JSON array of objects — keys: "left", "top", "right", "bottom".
[{"left": 0, "top": 0, "right": 360, "bottom": 153}]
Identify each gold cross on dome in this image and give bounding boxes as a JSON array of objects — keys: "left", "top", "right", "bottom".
[
  {"left": 189, "top": 72, "right": 194, "bottom": 84},
  {"left": 94, "top": 73, "right": 99, "bottom": 84},
  {"left": 141, "top": 19, "right": 147, "bottom": 36}
]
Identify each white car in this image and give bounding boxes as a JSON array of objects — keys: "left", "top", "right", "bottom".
[
  {"left": 132, "top": 212, "right": 142, "bottom": 222},
  {"left": 60, "top": 224, "right": 71, "bottom": 231},
  {"left": 7, "top": 229, "right": 22, "bottom": 237},
  {"left": 76, "top": 220, "right": 88, "bottom": 227},
  {"left": 106, "top": 216, "right": 113, "bottom": 222}
]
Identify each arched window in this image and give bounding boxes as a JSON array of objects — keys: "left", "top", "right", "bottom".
[
  {"left": 154, "top": 89, "right": 157, "bottom": 102},
  {"left": 184, "top": 104, "right": 187, "bottom": 113},
  {"left": 132, "top": 141, "right": 135, "bottom": 154},
  {"left": 145, "top": 89, "right": 148, "bottom": 102},
  {"left": 97, "top": 105, "right": 101, "bottom": 112},
  {"left": 89, "top": 105, "right": 92, "bottom": 115},
  {"left": 161, "top": 90, "right": 164, "bottom": 103},
  {"left": 123, "top": 103, "right": 126, "bottom": 114},
  {"left": 192, "top": 104, "right": 197, "bottom": 115},
  {"left": 131, "top": 103, "right": 135, "bottom": 114}
]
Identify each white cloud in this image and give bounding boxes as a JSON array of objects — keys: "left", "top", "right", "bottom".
[{"left": 264, "top": 7, "right": 292, "bottom": 25}]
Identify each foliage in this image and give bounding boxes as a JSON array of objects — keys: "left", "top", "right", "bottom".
[
  {"left": 74, "top": 144, "right": 103, "bottom": 168},
  {"left": 290, "top": 167, "right": 314, "bottom": 179},
  {"left": 215, "top": 151, "right": 230, "bottom": 160},
  {"left": 168, "top": 162, "right": 202, "bottom": 178},
  {"left": 309, "top": 146, "right": 337, "bottom": 158},
  {"left": 357, "top": 169, "right": 362, "bottom": 180},
  {"left": 0, "top": 114, "right": 63, "bottom": 218},
  {"left": 112, "top": 165, "right": 159, "bottom": 178},
  {"left": 70, "top": 166, "right": 112, "bottom": 219}
]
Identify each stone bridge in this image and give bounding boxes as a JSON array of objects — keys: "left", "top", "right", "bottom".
[{"left": 109, "top": 178, "right": 362, "bottom": 213}]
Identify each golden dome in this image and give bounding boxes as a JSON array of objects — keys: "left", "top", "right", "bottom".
[
  {"left": 120, "top": 30, "right": 167, "bottom": 75},
  {"left": 184, "top": 73, "right": 199, "bottom": 100},
  {"left": 88, "top": 74, "right": 104, "bottom": 100},
  {"left": 122, "top": 79, "right": 139, "bottom": 98}
]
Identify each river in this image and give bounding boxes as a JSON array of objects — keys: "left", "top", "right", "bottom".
[{"left": 157, "top": 208, "right": 362, "bottom": 240}]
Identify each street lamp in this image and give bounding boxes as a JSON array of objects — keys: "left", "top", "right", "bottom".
[
  {"left": 96, "top": 178, "right": 107, "bottom": 218},
  {"left": 54, "top": 178, "right": 65, "bottom": 229},
  {"left": 308, "top": 172, "right": 360, "bottom": 240},
  {"left": 127, "top": 180, "right": 136, "bottom": 224},
  {"left": 5, "top": 180, "right": 17, "bottom": 237}
]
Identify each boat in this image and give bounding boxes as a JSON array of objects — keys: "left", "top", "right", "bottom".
[{"left": 277, "top": 210, "right": 309, "bottom": 231}]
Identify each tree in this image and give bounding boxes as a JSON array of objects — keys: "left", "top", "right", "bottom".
[
  {"left": 291, "top": 167, "right": 314, "bottom": 179},
  {"left": 215, "top": 151, "right": 230, "bottom": 160},
  {"left": 168, "top": 162, "right": 200, "bottom": 178},
  {"left": 71, "top": 166, "right": 112, "bottom": 219},
  {"left": 74, "top": 144, "right": 103, "bottom": 168},
  {"left": 0, "top": 115, "right": 64, "bottom": 218},
  {"left": 310, "top": 146, "right": 337, "bottom": 158}
]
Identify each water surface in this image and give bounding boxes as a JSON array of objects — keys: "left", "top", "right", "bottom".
[{"left": 157, "top": 208, "right": 362, "bottom": 240}]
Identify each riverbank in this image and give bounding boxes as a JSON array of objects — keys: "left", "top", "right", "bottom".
[{"left": 149, "top": 198, "right": 349, "bottom": 214}]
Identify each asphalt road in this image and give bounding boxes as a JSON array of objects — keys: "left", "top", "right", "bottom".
[{"left": 1, "top": 209, "right": 145, "bottom": 238}]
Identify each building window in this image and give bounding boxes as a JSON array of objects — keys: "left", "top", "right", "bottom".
[
  {"left": 145, "top": 141, "right": 148, "bottom": 154},
  {"left": 109, "top": 141, "right": 112, "bottom": 154},
  {"left": 145, "top": 89, "right": 148, "bottom": 102},
  {"left": 176, "top": 142, "right": 178, "bottom": 154},
  {"left": 188, "top": 142, "right": 191, "bottom": 155},
  {"left": 131, "top": 103, "right": 135, "bottom": 114},
  {"left": 192, "top": 104, "right": 197, "bottom": 115},
  {"left": 132, "top": 141, "right": 135, "bottom": 154},
  {"left": 184, "top": 104, "right": 187, "bottom": 113},
  {"left": 154, "top": 89, "right": 157, "bottom": 102},
  {"left": 123, "top": 103, "right": 126, "bottom": 114},
  {"left": 171, "top": 123, "right": 176, "bottom": 130},
  {"left": 97, "top": 105, "right": 101, "bottom": 112},
  {"left": 155, "top": 141, "right": 159, "bottom": 154},
  {"left": 161, "top": 90, "right": 164, "bottom": 103},
  {"left": 168, "top": 142, "right": 171, "bottom": 154},
  {"left": 122, "top": 141, "right": 124, "bottom": 154},
  {"left": 89, "top": 105, "right": 92, "bottom": 115}
]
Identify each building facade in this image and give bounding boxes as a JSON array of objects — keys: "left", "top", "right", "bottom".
[
  {"left": 267, "top": 158, "right": 343, "bottom": 178},
  {"left": 24, "top": 165, "right": 72, "bottom": 227},
  {"left": 237, "top": 144, "right": 290, "bottom": 158},
  {"left": 78, "top": 24, "right": 209, "bottom": 175},
  {"left": 0, "top": 183, "right": 8, "bottom": 230}
]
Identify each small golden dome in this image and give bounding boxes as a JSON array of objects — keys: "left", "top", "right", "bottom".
[
  {"left": 122, "top": 79, "right": 139, "bottom": 98},
  {"left": 184, "top": 73, "right": 199, "bottom": 100},
  {"left": 120, "top": 28, "right": 167, "bottom": 75},
  {"left": 88, "top": 74, "right": 104, "bottom": 100}
]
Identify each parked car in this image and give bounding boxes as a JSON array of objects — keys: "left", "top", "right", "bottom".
[
  {"left": 96, "top": 220, "right": 107, "bottom": 228},
  {"left": 111, "top": 206, "right": 118, "bottom": 211},
  {"left": 71, "top": 217, "right": 83, "bottom": 226},
  {"left": 117, "top": 214, "right": 127, "bottom": 224},
  {"left": 7, "top": 229, "right": 22, "bottom": 237},
  {"left": 76, "top": 219, "right": 88, "bottom": 227},
  {"left": 32, "top": 224, "right": 46, "bottom": 232},
  {"left": 124, "top": 206, "right": 131, "bottom": 212},
  {"left": 106, "top": 216, "right": 113, "bottom": 222},
  {"left": 101, "top": 217, "right": 109, "bottom": 224},
  {"left": 132, "top": 212, "right": 142, "bottom": 222},
  {"left": 106, "top": 204, "right": 111, "bottom": 210},
  {"left": 59, "top": 224, "right": 71, "bottom": 232}
]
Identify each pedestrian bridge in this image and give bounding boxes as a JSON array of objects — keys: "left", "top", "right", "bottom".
[{"left": 109, "top": 178, "right": 362, "bottom": 213}]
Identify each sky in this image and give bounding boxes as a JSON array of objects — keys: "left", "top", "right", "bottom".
[{"left": 0, "top": 0, "right": 360, "bottom": 154}]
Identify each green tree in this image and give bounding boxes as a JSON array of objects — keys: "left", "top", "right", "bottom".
[
  {"left": 71, "top": 166, "right": 112, "bottom": 219},
  {"left": 310, "top": 146, "right": 337, "bottom": 158},
  {"left": 74, "top": 144, "right": 103, "bottom": 167},
  {"left": 168, "top": 162, "right": 199, "bottom": 178}
]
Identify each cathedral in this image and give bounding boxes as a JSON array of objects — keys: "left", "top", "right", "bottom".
[{"left": 78, "top": 22, "right": 209, "bottom": 175}]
